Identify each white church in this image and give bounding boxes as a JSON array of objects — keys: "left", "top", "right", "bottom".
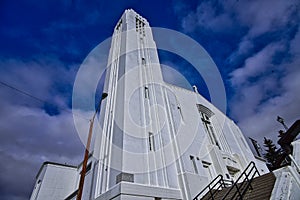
[{"left": 30, "top": 9, "right": 300, "bottom": 200}]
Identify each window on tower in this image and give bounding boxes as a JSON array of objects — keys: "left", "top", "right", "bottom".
[
  {"left": 135, "top": 17, "right": 145, "bottom": 36},
  {"left": 144, "top": 86, "right": 149, "bottom": 99},
  {"left": 190, "top": 155, "right": 198, "bottom": 174},
  {"left": 116, "top": 20, "right": 122, "bottom": 31},
  {"left": 142, "top": 57, "right": 146, "bottom": 65},
  {"left": 148, "top": 132, "right": 155, "bottom": 151}
]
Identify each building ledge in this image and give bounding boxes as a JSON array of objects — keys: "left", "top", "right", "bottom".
[{"left": 95, "top": 182, "right": 182, "bottom": 200}]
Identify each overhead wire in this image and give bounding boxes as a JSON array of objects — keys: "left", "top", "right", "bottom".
[{"left": 0, "top": 80, "right": 89, "bottom": 120}]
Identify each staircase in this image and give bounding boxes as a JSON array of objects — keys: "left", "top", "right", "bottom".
[
  {"left": 201, "top": 172, "right": 276, "bottom": 200},
  {"left": 194, "top": 162, "right": 277, "bottom": 200},
  {"left": 240, "top": 172, "right": 276, "bottom": 199}
]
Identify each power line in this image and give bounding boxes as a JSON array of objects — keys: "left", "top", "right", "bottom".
[{"left": 0, "top": 80, "right": 89, "bottom": 120}]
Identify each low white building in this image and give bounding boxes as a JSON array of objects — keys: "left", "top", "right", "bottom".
[
  {"left": 30, "top": 9, "right": 275, "bottom": 200},
  {"left": 30, "top": 162, "right": 78, "bottom": 200}
]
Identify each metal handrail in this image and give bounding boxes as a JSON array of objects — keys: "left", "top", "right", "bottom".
[
  {"left": 193, "top": 174, "right": 229, "bottom": 200},
  {"left": 221, "top": 161, "right": 260, "bottom": 200},
  {"left": 193, "top": 161, "right": 260, "bottom": 200}
]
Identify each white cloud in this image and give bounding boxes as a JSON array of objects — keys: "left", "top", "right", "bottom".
[
  {"left": 0, "top": 58, "right": 77, "bottom": 104},
  {"left": 230, "top": 27, "right": 300, "bottom": 143},
  {"left": 231, "top": 0, "right": 298, "bottom": 38},
  {"left": 227, "top": 0, "right": 298, "bottom": 63},
  {"left": 230, "top": 42, "right": 284, "bottom": 85},
  {"left": 228, "top": 38, "right": 254, "bottom": 65},
  {"left": 181, "top": 1, "right": 235, "bottom": 33},
  {"left": 181, "top": 0, "right": 298, "bottom": 37}
]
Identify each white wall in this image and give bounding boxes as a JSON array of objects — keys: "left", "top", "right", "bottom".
[
  {"left": 92, "top": 8, "right": 269, "bottom": 200},
  {"left": 271, "top": 140, "right": 300, "bottom": 200},
  {"left": 30, "top": 163, "right": 79, "bottom": 200}
]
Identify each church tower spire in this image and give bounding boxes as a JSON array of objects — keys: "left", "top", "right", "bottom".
[{"left": 93, "top": 9, "right": 175, "bottom": 197}]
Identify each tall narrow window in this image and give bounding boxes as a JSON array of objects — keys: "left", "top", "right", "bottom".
[
  {"left": 190, "top": 156, "right": 198, "bottom": 174},
  {"left": 145, "top": 86, "right": 149, "bottom": 99},
  {"left": 149, "top": 132, "right": 155, "bottom": 151},
  {"left": 197, "top": 104, "right": 221, "bottom": 150},
  {"left": 142, "top": 57, "right": 146, "bottom": 65},
  {"left": 177, "top": 105, "right": 183, "bottom": 119},
  {"left": 116, "top": 20, "right": 122, "bottom": 31},
  {"left": 201, "top": 113, "right": 221, "bottom": 150}
]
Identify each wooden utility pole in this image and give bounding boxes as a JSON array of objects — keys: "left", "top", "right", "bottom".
[{"left": 76, "top": 93, "right": 108, "bottom": 200}]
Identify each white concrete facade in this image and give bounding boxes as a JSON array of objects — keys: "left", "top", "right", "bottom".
[
  {"left": 90, "top": 9, "right": 268, "bottom": 200},
  {"left": 30, "top": 162, "right": 79, "bottom": 200},
  {"left": 270, "top": 140, "right": 300, "bottom": 200},
  {"left": 30, "top": 9, "right": 269, "bottom": 200}
]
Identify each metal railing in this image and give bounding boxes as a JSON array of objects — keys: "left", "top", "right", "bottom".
[
  {"left": 193, "top": 161, "right": 260, "bottom": 200},
  {"left": 221, "top": 161, "right": 260, "bottom": 200},
  {"left": 193, "top": 175, "right": 232, "bottom": 200}
]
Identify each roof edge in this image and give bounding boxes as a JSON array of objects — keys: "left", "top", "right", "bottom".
[{"left": 35, "top": 161, "right": 77, "bottom": 179}]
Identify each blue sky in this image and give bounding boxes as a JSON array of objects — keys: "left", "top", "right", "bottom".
[{"left": 0, "top": 0, "right": 299, "bottom": 199}]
